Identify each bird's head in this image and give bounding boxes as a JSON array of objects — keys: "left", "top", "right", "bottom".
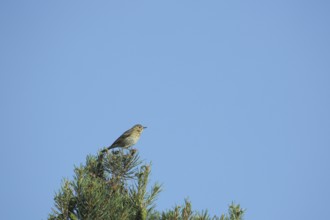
[{"left": 132, "top": 124, "right": 147, "bottom": 133}]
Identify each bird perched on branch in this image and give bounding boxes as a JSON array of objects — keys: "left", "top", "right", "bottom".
[{"left": 101, "top": 124, "right": 147, "bottom": 153}]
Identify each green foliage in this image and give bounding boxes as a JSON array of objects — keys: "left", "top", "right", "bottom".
[
  {"left": 150, "top": 199, "right": 244, "bottom": 220},
  {"left": 48, "top": 149, "right": 245, "bottom": 220}
]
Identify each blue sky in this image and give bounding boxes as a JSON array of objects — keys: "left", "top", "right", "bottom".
[{"left": 1, "top": 1, "right": 329, "bottom": 219}]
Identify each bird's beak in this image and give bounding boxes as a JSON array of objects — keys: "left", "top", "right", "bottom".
[{"left": 143, "top": 126, "right": 147, "bottom": 129}]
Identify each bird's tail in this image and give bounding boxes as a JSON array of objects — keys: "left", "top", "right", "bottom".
[{"left": 101, "top": 145, "right": 116, "bottom": 153}]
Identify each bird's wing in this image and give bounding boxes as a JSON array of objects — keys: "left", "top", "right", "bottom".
[{"left": 108, "top": 128, "right": 132, "bottom": 149}]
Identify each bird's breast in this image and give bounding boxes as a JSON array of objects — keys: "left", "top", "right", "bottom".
[{"left": 124, "top": 136, "right": 138, "bottom": 146}]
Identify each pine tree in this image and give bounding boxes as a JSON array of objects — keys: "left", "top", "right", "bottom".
[{"left": 48, "top": 149, "right": 245, "bottom": 220}]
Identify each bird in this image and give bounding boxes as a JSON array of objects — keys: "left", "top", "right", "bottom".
[{"left": 101, "top": 124, "right": 147, "bottom": 153}]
